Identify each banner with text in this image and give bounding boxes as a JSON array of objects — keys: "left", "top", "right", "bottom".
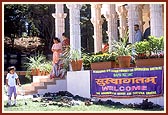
[{"left": 91, "top": 66, "right": 163, "bottom": 98}]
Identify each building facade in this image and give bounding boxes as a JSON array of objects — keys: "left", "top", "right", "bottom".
[{"left": 52, "top": 3, "right": 164, "bottom": 54}]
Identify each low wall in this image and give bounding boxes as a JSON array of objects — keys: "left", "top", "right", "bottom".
[{"left": 67, "top": 70, "right": 90, "bottom": 98}]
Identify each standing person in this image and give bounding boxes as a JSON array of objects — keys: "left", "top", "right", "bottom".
[
  {"left": 6, "top": 66, "right": 21, "bottom": 106},
  {"left": 62, "top": 33, "right": 70, "bottom": 51},
  {"left": 134, "top": 24, "right": 142, "bottom": 43},
  {"left": 51, "top": 37, "right": 62, "bottom": 64},
  {"left": 50, "top": 37, "right": 63, "bottom": 79},
  {"left": 143, "top": 21, "right": 150, "bottom": 40}
]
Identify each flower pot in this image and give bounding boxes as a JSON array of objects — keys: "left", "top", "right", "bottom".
[
  {"left": 31, "top": 69, "right": 36, "bottom": 76},
  {"left": 118, "top": 56, "right": 131, "bottom": 68},
  {"left": 70, "top": 60, "right": 83, "bottom": 71},
  {"left": 45, "top": 71, "right": 50, "bottom": 75},
  {"left": 77, "top": 60, "right": 83, "bottom": 71},
  {"left": 91, "top": 61, "right": 117, "bottom": 70},
  {"left": 36, "top": 68, "right": 41, "bottom": 76},
  {"left": 136, "top": 58, "right": 164, "bottom": 67},
  {"left": 40, "top": 70, "right": 46, "bottom": 76}
]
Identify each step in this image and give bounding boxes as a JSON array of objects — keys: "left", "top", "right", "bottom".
[
  {"left": 40, "top": 78, "right": 55, "bottom": 82},
  {"left": 44, "top": 82, "right": 56, "bottom": 86},
  {"left": 34, "top": 86, "right": 47, "bottom": 92},
  {"left": 22, "top": 85, "right": 35, "bottom": 91},
  {"left": 24, "top": 90, "right": 37, "bottom": 95},
  {"left": 31, "top": 82, "right": 44, "bottom": 86},
  {"left": 17, "top": 89, "right": 37, "bottom": 95}
]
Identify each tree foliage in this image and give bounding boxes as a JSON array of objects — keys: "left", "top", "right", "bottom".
[
  {"left": 4, "top": 4, "right": 55, "bottom": 53},
  {"left": 4, "top": 4, "right": 108, "bottom": 53}
]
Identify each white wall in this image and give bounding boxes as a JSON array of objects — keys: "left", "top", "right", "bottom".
[{"left": 67, "top": 70, "right": 91, "bottom": 98}]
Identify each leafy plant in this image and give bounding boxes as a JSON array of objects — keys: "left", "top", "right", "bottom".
[
  {"left": 70, "top": 49, "right": 81, "bottom": 61},
  {"left": 82, "top": 52, "right": 117, "bottom": 70},
  {"left": 134, "top": 36, "right": 164, "bottom": 59},
  {"left": 134, "top": 40, "right": 150, "bottom": 54},
  {"left": 43, "top": 61, "right": 53, "bottom": 73},
  {"left": 112, "top": 35, "right": 133, "bottom": 56},
  {"left": 148, "top": 36, "right": 164, "bottom": 53},
  {"left": 91, "top": 53, "right": 117, "bottom": 63},
  {"left": 25, "top": 53, "right": 46, "bottom": 71}
]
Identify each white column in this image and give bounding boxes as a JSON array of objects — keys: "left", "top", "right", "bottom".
[
  {"left": 104, "top": 4, "right": 118, "bottom": 52},
  {"left": 91, "top": 4, "right": 103, "bottom": 53},
  {"left": 52, "top": 4, "right": 67, "bottom": 41},
  {"left": 66, "top": 4, "right": 82, "bottom": 55},
  {"left": 150, "top": 4, "right": 163, "bottom": 37},
  {"left": 118, "top": 5, "right": 127, "bottom": 39},
  {"left": 127, "top": 4, "right": 139, "bottom": 43},
  {"left": 137, "top": 5, "right": 143, "bottom": 32}
]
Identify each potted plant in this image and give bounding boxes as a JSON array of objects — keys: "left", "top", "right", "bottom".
[
  {"left": 134, "top": 40, "right": 150, "bottom": 59},
  {"left": 112, "top": 36, "right": 133, "bottom": 68},
  {"left": 135, "top": 36, "right": 164, "bottom": 67},
  {"left": 85, "top": 52, "right": 117, "bottom": 70},
  {"left": 38, "top": 62, "right": 52, "bottom": 76},
  {"left": 25, "top": 53, "right": 46, "bottom": 76},
  {"left": 69, "top": 49, "right": 83, "bottom": 71},
  {"left": 43, "top": 61, "right": 52, "bottom": 75},
  {"left": 39, "top": 63, "right": 45, "bottom": 76}
]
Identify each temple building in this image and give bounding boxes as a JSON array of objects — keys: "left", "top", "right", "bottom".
[{"left": 52, "top": 4, "right": 164, "bottom": 54}]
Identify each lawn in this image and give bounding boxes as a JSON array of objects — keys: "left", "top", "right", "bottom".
[{"left": 3, "top": 98, "right": 164, "bottom": 112}]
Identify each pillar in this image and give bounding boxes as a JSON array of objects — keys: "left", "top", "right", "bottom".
[
  {"left": 150, "top": 4, "right": 163, "bottom": 37},
  {"left": 137, "top": 5, "right": 143, "bottom": 32},
  {"left": 66, "top": 4, "right": 82, "bottom": 56},
  {"left": 52, "top": 4, "right": 67, "bottom": 41},
  {"left": 104, "top": 4, "right": 118, "bottom": 52},
  {"left": 127, "top": 4, "right": 139, "bottom": 43},
  {"left": 118, "top": 5, "right": 128, "bottom": 39},
  {"left": 91, "top": 4, "right": 103, "bottom": 53}
]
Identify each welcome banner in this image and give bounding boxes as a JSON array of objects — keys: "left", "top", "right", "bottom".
[{"left": 91, "top": 66, "right": 163, "bottom": 98}]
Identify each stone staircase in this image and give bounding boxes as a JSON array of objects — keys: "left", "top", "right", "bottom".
[{"left": 17, "top": 76, "right": 64, "bottom": 95}]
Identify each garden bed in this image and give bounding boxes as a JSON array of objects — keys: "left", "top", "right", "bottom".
[{"left": 136, "top": 58, "right": 164, "bottom": 67}]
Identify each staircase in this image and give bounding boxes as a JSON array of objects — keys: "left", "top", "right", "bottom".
[{"left": 17, "top": 76, "right": 66, "bottom": 95}]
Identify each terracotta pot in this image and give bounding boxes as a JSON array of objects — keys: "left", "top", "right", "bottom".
[
  {"left": 36, "top": 68, "right": 41, "bottom": 76},
  {"left": 41, "top": 70, "right": 45, "bottom": 76},
  {"left": 136, "top": 58, "right": 164, "bottom": 67},
  {"left": 77, "top": 60, "right": 83, "bottom": 71},
  {"left": 70, "top": 60, "right": 83, "bottom": 71},
  {"left": 118, "top": 56, "right": 131, "bottom": 68},
  {"left": 130, "top": 63, "right": 136, "bottom": 67},
  {"left": 31, "top": 69, "right": 36, "bottom": 76},
  {"left": 115, "top": 63, "right": 119, "bottom": 68},
  {"left": 91, "top": 61, "right": 117, "bottom": 70},
  {"left": 45, "top": 71, "right": 50, "bottom": 75}
]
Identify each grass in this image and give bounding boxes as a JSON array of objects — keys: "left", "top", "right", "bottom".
[{"left": 3, "top": 99, "right": 164, "bottom": 112}]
